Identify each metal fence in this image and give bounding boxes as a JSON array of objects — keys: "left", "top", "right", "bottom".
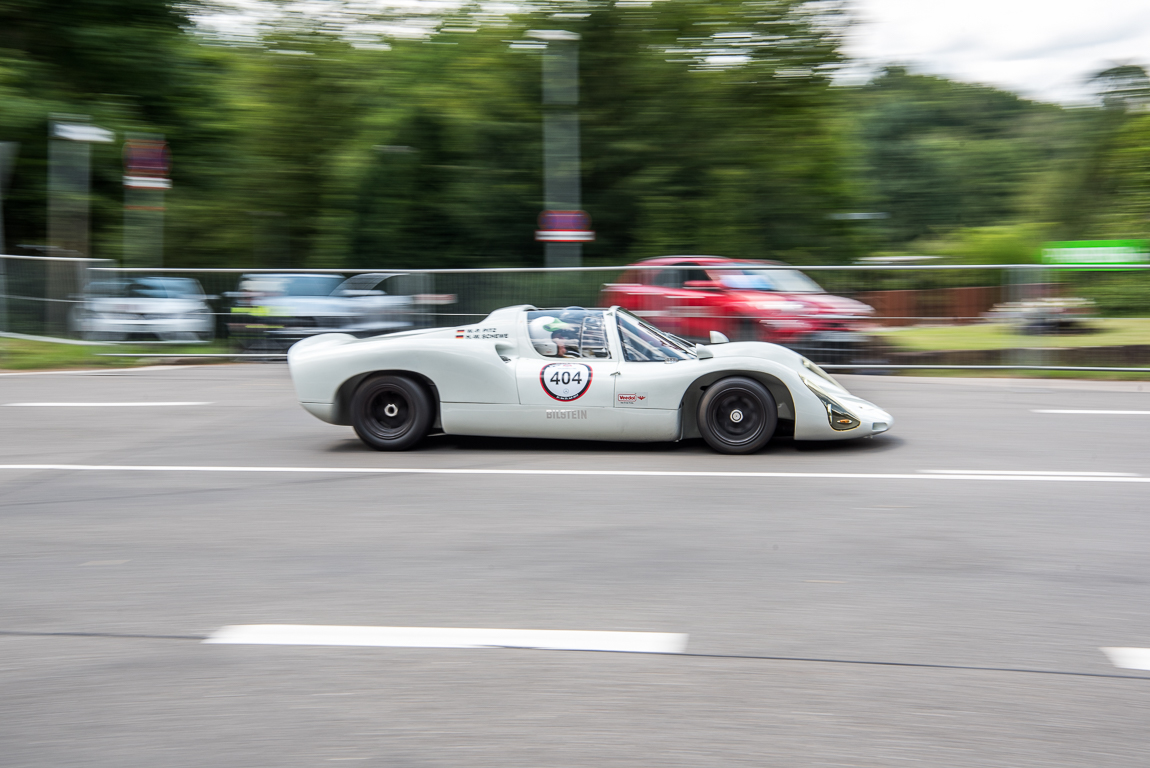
[{"left": 3, "top": 254, "right": 1149, "bottom": 373}]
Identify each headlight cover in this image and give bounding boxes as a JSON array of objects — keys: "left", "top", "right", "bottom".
[{"left": 801, "top": 375, "right": 861, "bottom": 431}]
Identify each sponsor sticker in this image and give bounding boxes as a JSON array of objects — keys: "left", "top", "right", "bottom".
[
  {"left": 540, "top": 362, "right": 592, "bottom": 402},
  {"left": 546, "top": 409, "right": 588, "bottom": 420},
  {"left": 616, "top": 392, "right": 649, "bottom": 406}
]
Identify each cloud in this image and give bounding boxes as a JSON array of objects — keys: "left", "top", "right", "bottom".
[{"left": 845, "top": 0, "right": 1150, "bottom": 103}]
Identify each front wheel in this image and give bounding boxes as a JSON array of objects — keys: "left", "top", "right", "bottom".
[
  {"left": 697, "top": 376, "right": 777, "bottom": 454},
  {"left": 351, "top": 375, "right": 433, "bottom": 451}
]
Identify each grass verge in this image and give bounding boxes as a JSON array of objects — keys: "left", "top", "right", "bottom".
[
  {"left": 0, "top": 337, "right": 235, "bottom": 371},
  {"left": 874, "top": 319, "right": 1150, "bottom": 352}
]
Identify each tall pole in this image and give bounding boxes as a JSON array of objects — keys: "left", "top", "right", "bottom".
[
  {"left": 0, "top": 142, "right": 16, "bottom": 335},
  {"left": 48, "top": 117, "right": 112, "bottom": 335},
  {"left": 123, "top": 134, "right": 170, "bottom": 268},
  {"left": 532, "top": 30, "right": 585, "bottom": 268},
  {"left": 0, "top": 142, "right": 17, "bottom": 255}
]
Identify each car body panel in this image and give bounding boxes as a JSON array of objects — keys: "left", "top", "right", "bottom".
[{"left": 288, "top": 305, "right": 893, "bottom": 444}]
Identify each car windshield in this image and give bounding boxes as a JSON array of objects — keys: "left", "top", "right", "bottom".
[
  {"left": 716, "top": 268, "right": 824, "bottom": 294},
  {"left": 87, "top": 277, "right": 204, "bottom": 299},
  {"left": 615, "top": 310, "right": 696, "bottom": 362},
  {"left": 240, "top": 275, "right": 344, "bottom": 297},
  {"left": 527, "top": 308, "right": 613, "bottom": 359}
]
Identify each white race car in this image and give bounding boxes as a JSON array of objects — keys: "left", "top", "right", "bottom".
[{"left": 288, "top": 305, "right": 892, "bottom": 454}]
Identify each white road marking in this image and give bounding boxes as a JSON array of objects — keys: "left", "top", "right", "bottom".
[
  {"left": 1033, "top": 410, "right": 1150, "bottom": 415},
  {"left": 204, "top": 625, "right": 689, "bottom": 654},
  {"left": 0, "top": 464, "right": 1146, "bottom": 483},
  {"left": 1100, "top": 647, "right": 1150, "bottom": 671},
  {"left": 921, "top": 470, "right": 1138, "bottom": 477},
  {"left": 4, "top": 401, "right": 211, "bottom": 407},
  {"left": 0, "top": 366, "right": 185, "bottom": 377}
]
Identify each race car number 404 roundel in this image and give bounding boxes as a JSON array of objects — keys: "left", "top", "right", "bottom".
[{"left": 540, "top": 363, "right": 593, "bottom": 401}]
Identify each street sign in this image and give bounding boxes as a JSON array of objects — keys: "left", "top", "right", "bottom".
[
  {"left": 1041, "top": 240, "right": 1150, "bottom": 269},
  {"left": 123, "top": 139, "right": 171, "bottom": 189},
  {"left": 536, "top": 210, "right": 594, "bottom": 242},
  {"left": 52, "top": 123, "right": 114, "bottom": 143}
]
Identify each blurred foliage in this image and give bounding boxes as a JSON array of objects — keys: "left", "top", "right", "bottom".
[
  {"left": 1074, "top": 272, "right": 1150, "bottom": 317},
  {"left": 0, "top": 0, "right": 1149, "bottom": 276}
]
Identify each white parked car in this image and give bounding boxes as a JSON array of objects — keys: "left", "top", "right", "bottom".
[
  {"left": 71, "top": 276, "right": 214, "bottom": 342},
  {"left": 288, "top": 305, "right": 893, "bottom": 454}
]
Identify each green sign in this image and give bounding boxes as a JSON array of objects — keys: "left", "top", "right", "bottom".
[{"left": 1041, "top": 240, "right": 1150, "bottom": 268}]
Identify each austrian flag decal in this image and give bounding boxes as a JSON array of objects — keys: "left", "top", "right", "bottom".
[{"left": 540, "top": 363, "right": 592, "bottom": 401}]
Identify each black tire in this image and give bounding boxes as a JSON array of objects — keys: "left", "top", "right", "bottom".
[
  {"left": 697, "top": 376, "right": 777, "bottom": 454},
  {"left": 351, "top": 374, "right": 433, "bottom": 451}
]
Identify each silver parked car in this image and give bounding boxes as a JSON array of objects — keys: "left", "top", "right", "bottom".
[
  {"left": 71, "top": 276, "right": 214, "bottom": 342},
  {"left": 226, "top": 273, "right": 415, "bottom": 350}
]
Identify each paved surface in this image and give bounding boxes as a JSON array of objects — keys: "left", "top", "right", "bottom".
[{"left": 2, "top": 365, "right": 1149, "bottom": 767}]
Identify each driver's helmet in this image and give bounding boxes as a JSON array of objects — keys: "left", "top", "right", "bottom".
[{"left": 528, "top": 314, "right": 578, "bottom": 357}]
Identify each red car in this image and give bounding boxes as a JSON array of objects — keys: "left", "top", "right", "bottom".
[{"left": 600, "top": 256, "right": 874, "bottom": 357}]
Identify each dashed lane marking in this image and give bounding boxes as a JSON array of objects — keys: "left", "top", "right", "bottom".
[
  {"left": 1101, "top": 648, "right": 1150, "bottom": 671},
  {"left": 0, "top": 366, "right": 185, "bottom": 377},
  {"left": 204, "top": 625, "right": 689, "bottom": 654},
  {"left": 4, "top": 402, "right": 212, "bottom": 407},
  {"left": 1033, "top": 409, "right": 1150, "bottom": 415}
]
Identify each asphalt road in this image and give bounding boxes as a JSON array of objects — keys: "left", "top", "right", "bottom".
[{"left": 2, "top": 364, "right": 1149, "bottom": 767}]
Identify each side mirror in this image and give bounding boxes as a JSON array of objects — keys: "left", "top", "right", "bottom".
[
  {"left": 709, "top": 331, "right": 730, "bottom": 344},
  {"left": 684, "top": 280, "right": 721, "bottom": 290},
  {"left": 695, "top": 345, "right": 714, "bottom": 359}
]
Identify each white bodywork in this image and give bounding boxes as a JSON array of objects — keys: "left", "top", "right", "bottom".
[{"left": 288, "top": 305, "right": 893, "bottom": 443}]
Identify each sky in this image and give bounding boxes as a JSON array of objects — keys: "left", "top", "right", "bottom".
[
  {"left": 196, "top": 0, "right": 1150, "bottom": 106},
  {"left": 844, "top": 0, "right": 1150, "bottom": 104}
]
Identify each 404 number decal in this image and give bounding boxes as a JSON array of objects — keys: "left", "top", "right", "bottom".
[{"left": 540, "top": 363, "right": 593, "bottom": 402}]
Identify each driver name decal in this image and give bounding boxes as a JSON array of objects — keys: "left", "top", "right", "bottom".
[
  {"left": 540, "top": 363, "right": 592, "bottom": 402},
  {"left": 456, "top": 326, "right": 509, "bottom": 340}
]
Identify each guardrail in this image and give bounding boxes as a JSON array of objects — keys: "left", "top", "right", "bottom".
[{"left": 3, "top": 255, "right": 1149, "bottom": 374}]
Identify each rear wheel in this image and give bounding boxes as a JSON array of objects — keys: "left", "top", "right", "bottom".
[
  {"left": 697, "top": 376, "right": 777, "bottom": 454},
  {"left": 351, "top": 374, "right": 433, "bottom": 451}
]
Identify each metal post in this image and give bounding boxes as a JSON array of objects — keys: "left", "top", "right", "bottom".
[
  {"left": 0, "top": 142, "right": 16, "bottom": 336},
  {"left": 0, "top": 256, "right": 6, "bottom": 336},
  {"left": 49, "top": 118, "right": 112, "bottom": 335},
  {"left": 535, "top": 31, "right": 583, "bottom": 268},
  {"left": 49, "top": 129, "right": 88, "bottom": 256},
  {"left": 123, "top": 133, "right": 170, "bottom": 268},
  {"left": 0, "top": 142, "right": 17, "bottom": 256}
]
